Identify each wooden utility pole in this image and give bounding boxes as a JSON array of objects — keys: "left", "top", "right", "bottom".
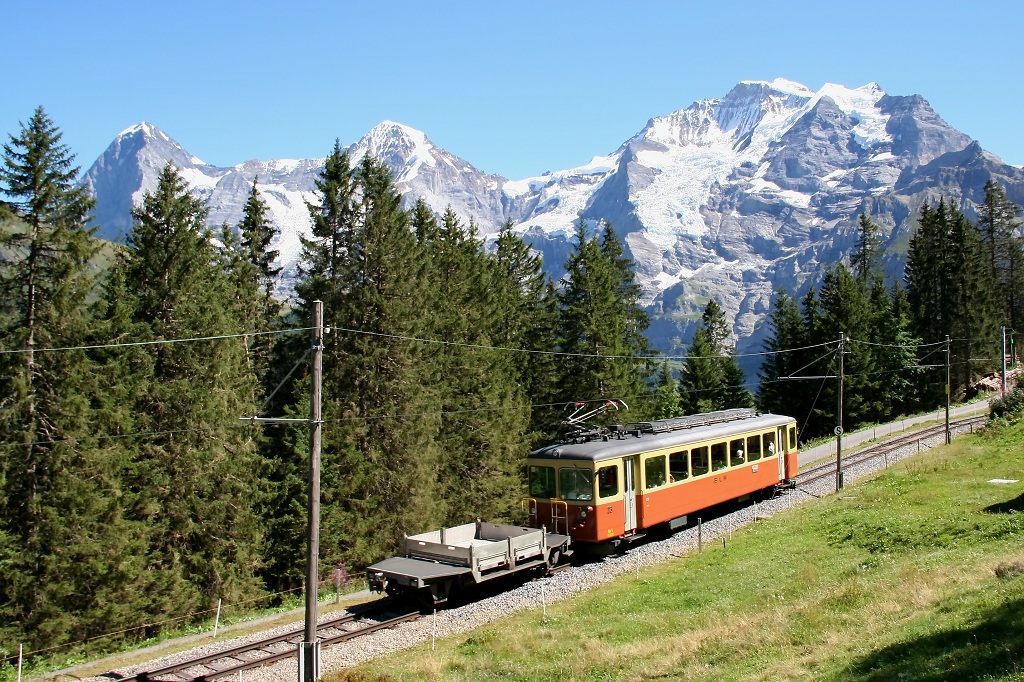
[
  {"left": 1002, "top": 326, "right": 1008, "bottom": 399},
  {"left": 836, "top": 333, "right": 845, "bottom": 491},
  {"left": 945, "top": 335, "right": 951, "bottom": 445},
  {"left": 301, "top": 300, "right": 324, "bottom": 682},
  {"left": 240, "top": 302, "right": 325, "bottom": 682}
]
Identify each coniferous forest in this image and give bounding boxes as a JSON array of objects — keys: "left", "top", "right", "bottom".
[{"left": 1, "top": 108, "right": 1021, "bottom": 663}]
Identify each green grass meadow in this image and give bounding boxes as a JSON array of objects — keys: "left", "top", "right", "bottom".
[{"left": 336, "top": 420, "right": 1024, "bottom": 682}]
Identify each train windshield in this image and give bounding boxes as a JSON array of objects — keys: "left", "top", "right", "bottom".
[
  {"left": 559, "top": 467, "right": 593, "bottom": 501},
  {"left": 528, "top": 465, "right": 557, "bottom": 499}
]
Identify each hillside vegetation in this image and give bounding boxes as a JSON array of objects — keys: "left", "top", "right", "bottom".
[{"left": 343, "top": 416, "right": 1024, "bottom": 682}]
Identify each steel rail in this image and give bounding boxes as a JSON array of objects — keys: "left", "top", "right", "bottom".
[
  {"left": 117, "top": 604, "right": 418, "bottom": 682},
  {"left": 190, "top": 611, "right": 420, "bottom": 681}
]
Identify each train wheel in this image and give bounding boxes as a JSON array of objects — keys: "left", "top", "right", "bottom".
[{"left": 547, "top": 548, "right": 562, "bottom": 572}]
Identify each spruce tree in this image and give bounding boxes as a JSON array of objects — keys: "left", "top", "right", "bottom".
[
  {"left": 419, "top": 208, "right": 528, "bottom": 524},
  {"left": 977, "top": 180, "right": 1024, "bottom": 330},
  {"left": 720, "top": 349, "right": 755, "bottom": 409},
  {"left": 0, "top": 108, "right": 135, "bottom": 648},
  {"left": 527, "top": 278, "right": 566, "bottom": 441},
  {"left": 871, "top": 282, "right": 923, "bottom": 417},
  {"left": 648, "top": 363, "right": 682, "bottom": 419},
  {"left": 558, "top": 219, "right": 650, "bottom": 419},
  {"left": 115, "top": 163, "right": 265, "bottom": 612},
  {"left": 678, "top": 299, "right": 751, "bottom": 413},
  {"left": 259, "top": 144, "right": 365, "bottom": 582},
  {"left": 756, "top": 290, "right": 807, "bottom": 418},
  {"left": 492, "top": 222, "right": 562, "bottom": 442},
  {"left": 292, "top": 154, "right": 439, "bottom": 569},
  {"left": 0, "top": 107, "right": 99, "bottom": 499},
  {"left": 850, "top": 213, "right": 883, "bottom": 284},
  {"left": 816, "top": 264, "right": 878, "bottom": 429},
  {"left": 598, "top": 221, "right": 651, "bottom": 360},
  {"left": 0, "top": 107, "right": 97, "bottom": 371},
  {"left": 678, "top": 326, "right": 721, "bottom": 414},
  {"left": 343, "top": 154, "right": 440, "bottom": 557},
  {"left": 906, "top": 199, "right": 1000, "bottom": 399},
  {"left": 235, "top": 179, "right": 282, "bottom": 399},
  {"left": 949, "top": 203, "right": 1000, "bottom": 390},
  {"left": 239, "top": 178, "right": 282, "bottom": 293},
  {"left": 794, "top": 286, "right": 836, "bottom": 439},
  {"left": 296, "top": 141, "right": 359, "bottom": 319}
]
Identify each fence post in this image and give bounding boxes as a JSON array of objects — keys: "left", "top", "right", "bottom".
[
  {"left": 213, "top": 598, "right": 223, "bottom": 638},
  {"left": 698, "top": 518, "right": 703, "bottom": 553},
  {"left": 17, "top": 644, "right": 22, "bottom": 682}
]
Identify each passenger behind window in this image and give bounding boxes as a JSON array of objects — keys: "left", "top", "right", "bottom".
[
  {"left": 730, "top": 438, "right": 745, "bottom": 466},
  {"left": 669, "top": 450, "right": 688, "bottom": 482},
  {"left": 645, "top": 455, "right": 667, "bottom": 488}
]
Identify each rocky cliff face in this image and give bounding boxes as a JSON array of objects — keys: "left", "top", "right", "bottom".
[{"left": 81, "top": 80, "right": 1024, "bottom": 357}]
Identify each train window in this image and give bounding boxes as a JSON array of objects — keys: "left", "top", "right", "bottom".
[
  {"left": 729, "top": 439, "right": 745, "bottom": 466},
  {"left": 559, "top": 467, "right": 593, "bottom": 501},
  {"left": 746, "top": 434, "right": 762, "bottom": 461},
  {"left": 763, "top": 432, "right": 777, "bottom": 457},
  {"left": 669, "top": 450, "right": 688, "bottom": 481},
  {"left": 691, "top": 446, "right": 710, "bottom": 476},
  {"left": 597, "top": 465, "right": 618, "bottom": 498},
  {"left": 712, "top": 442, "right": 728, "bottom": 471},
  {"left": 789, "top": 426, "right": 796, "bottom": 450},
  {"left": 645, "top": 455, "right": 667, "bottom": 489},
  {"left": 529, "top": 466, "right": 557, "bottom": 498}
]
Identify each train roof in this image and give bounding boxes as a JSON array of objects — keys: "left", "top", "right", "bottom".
[{"left": 528, "top": 410, "right": 795, "bottom": 463}]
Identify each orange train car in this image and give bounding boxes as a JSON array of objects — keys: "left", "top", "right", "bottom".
[{"left": 523, "top": 408, "right": 797, "bottom": 549}]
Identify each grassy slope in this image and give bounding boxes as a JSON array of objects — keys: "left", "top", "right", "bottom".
[{"left": 340, "top": 420, "right": 1024, "bottom": 682}]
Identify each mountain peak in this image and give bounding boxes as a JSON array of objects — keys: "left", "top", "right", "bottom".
[
  {"left": 738, "top": 78, "right": 815, "bottom": 97},
  {"left": 111, "top": 121, "right": 206, "bottom": 167},
  {"left": 353, "top": 121, "right": 439, "bottom": 181},
  {"left": 117, "top": 121, "right": 161, "bottom": 138},
  {"left": 361, "top": 120, "right": 431, "bottom": 150}
]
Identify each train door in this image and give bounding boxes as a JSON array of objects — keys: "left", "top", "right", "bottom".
[
  {"left": 777, "top": 427, "right": 786, "bottom": 480},
  {"left": 623, "top": 457, "right": 638, "bottom": 533}
]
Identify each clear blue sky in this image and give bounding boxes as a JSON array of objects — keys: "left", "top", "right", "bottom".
[{"left": 4, "top": 1, "right": 1022, "bottom": 180}]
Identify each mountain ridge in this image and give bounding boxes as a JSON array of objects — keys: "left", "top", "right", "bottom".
[{"left": 80, "top": 79, "right": 1024, "bottom": 357}]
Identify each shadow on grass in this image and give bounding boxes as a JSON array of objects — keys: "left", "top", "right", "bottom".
[
  {"left": 839, "top": 596, "right": 1024, "bottom": 681},
  {"left": 984, "top": 492, "right": 1024, "bottom": 515}
]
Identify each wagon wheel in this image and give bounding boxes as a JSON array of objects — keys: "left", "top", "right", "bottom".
[{"left": 547, "top": 548, "right": 562, "bottom": 573}]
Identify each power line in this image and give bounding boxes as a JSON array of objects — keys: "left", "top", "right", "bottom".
[
  {"left": 0, "top": 327, "right": 315, "bottom": 355},
  {"left": 1, "top": 313, "right": 987, "bottom": 366},
  {"left": 325, "top": 323, "right": 837, "bottom": 361}
]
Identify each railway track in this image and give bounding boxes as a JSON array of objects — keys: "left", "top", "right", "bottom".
[
  {"left": 796, "top": 414, "right": 988, "bottom": 488},
  {"left": 114, "top": 601, "right": 419, "bottom": 682}
]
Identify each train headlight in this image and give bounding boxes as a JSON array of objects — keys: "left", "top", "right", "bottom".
[{"left": 580, "top": 509, "right": 587, "bottom": 518}]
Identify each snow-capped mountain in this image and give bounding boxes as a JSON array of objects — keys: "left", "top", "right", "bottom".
[
  {"left": 84, "top": 120, "right": 507, "bottom": 279},
  {"left": 82, "top": 79, "right": 1024, "bottom": 356}
]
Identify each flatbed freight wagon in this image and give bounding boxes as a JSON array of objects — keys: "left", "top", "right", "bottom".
[{"left": 367, "top": 520, "right": 570, "bottom": 605}]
